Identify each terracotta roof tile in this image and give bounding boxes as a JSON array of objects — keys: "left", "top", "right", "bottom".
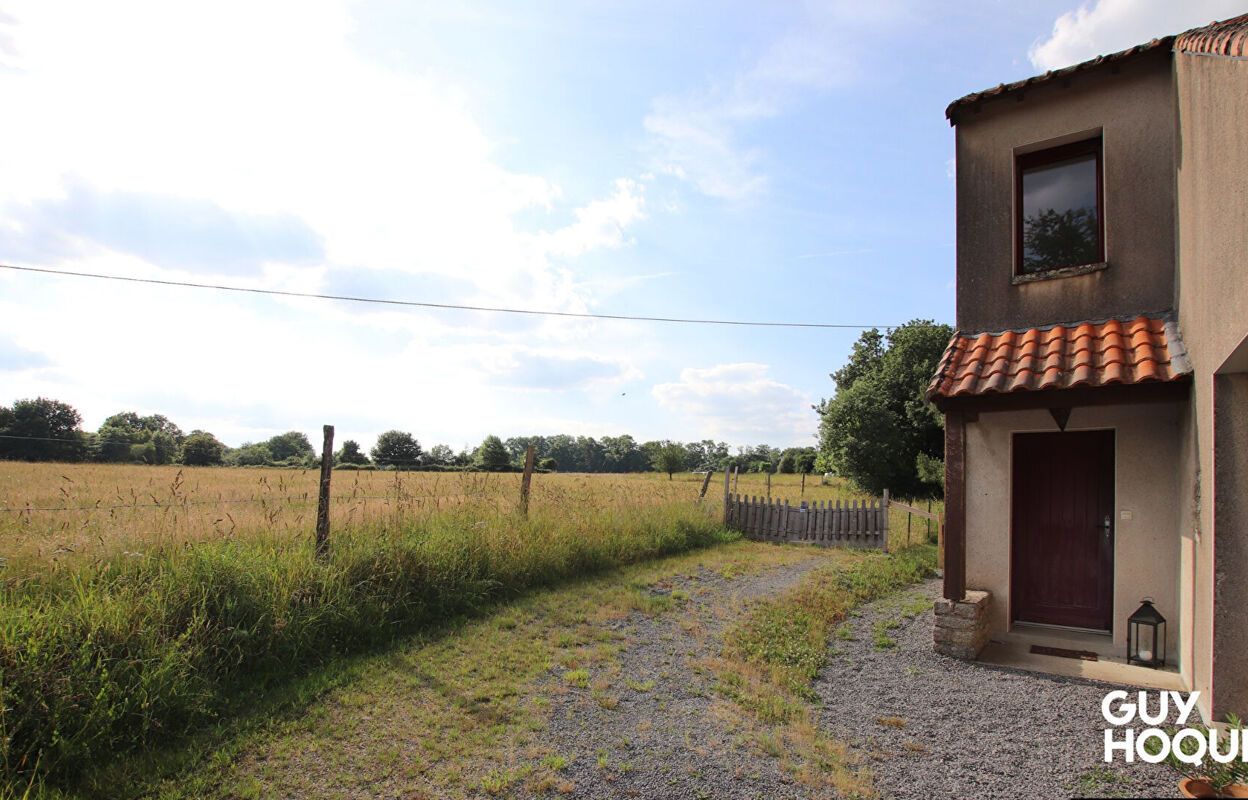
[
  {"left": 926, "top": 315, "right": 1192, "bottom": 401},
  {"left": 1176, "top": 13, "right": 1248, "bottom": 57}
]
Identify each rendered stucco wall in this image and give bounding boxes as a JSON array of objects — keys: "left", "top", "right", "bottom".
[
  {"left": 963, "top": 403, "right": 1184, "bottom": 665},
  {"left": 1175, "top": 51, "right": 1248, "bottom": 721},
  {"left": 954, "top": 50, "right": 1176, "bottom": 334},
  {"left": 1213, "top": 374, "right": 1248, "bottom": 716}
]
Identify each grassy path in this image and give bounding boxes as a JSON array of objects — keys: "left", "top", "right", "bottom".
[
  {"left": 78, "top": 541, "right": 934, "bottom": 799},
  {"left": 96, "top": 541, "right": 833, "bottom": 799}
]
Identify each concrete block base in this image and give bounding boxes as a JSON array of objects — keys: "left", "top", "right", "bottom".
[{"left": 933, "top": 590, "right": 991, "bottom": 659}]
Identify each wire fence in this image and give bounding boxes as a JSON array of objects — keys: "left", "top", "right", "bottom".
[
  {"left": 0, "top": 442, "right": 731, "bottom": 568},
  {"left": 0, "top": 494, "right": 477, "bottom": 514}
]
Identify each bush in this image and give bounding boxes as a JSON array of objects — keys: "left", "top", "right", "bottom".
[{"left": 181, "top": 433, "right": 226, "bottom": 466}]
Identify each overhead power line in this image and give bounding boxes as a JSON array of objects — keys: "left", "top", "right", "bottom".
[{"left": 0, "top": 263, "right": 887, "bottom": 330}]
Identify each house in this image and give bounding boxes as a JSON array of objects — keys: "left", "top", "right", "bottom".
[{"left": 926, "top": 15, "right": 1248, "bottom": 722}]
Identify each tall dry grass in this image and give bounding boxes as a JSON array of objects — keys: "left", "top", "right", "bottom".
[
  {"left": 0, "top": 463, "right": 733, "bottom": 792},
  {"left": 0, "top": 464, "right": 720, "bottom": 570},
  {"left": 0, "top": 462, "right": 939, "bottom": 793}
]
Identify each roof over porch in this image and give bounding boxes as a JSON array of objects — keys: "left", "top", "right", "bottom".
[{"left": 926, "top": 315, "right": 1192, "bottom": 413}]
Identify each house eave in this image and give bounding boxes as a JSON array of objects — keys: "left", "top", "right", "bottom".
[{"left": 931, "top": 377, "right": 1192, "bottom": 415}]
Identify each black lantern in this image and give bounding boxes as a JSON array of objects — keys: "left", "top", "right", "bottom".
[{"left": 1127, "top": 599, "right": 1166, "bottom": 669}]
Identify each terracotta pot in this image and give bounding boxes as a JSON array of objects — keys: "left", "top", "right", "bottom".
[{"left": 1179, "top": 778, "right": 1248, "bottom": 798}]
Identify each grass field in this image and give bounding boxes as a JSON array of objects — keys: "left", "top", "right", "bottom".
[
  {"left": 0, "top": 463, "right": 934, "bottom": 570},
  {"left": 0, "top": 462, "right": 939, "bottom": 796}
]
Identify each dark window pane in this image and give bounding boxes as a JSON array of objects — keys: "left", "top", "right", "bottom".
[{"left": 1020, "top": 154, "right": 1099, "bottom": 273}]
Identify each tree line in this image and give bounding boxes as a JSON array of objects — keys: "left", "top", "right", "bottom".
[
  {"left": 3, "top": 316, "right": 950, "bottom": 493},
  {"left": 0, "top": 398, "right": 818, "bottom": 476}
]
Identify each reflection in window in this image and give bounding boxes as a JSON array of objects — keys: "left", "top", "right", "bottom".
[{"left": 1017, "top": 140, "right": 1102, "bottom": 274}]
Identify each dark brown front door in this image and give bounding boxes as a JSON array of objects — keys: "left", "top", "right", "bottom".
[{"left": 1011, "top": 430, "right": 1115, "bottom": 631}]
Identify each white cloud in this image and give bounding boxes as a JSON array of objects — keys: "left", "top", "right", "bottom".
[
  {"left": 0, "top": 0, "right": 592, "bottom": 307},
  {"left": 644, "top": 96, "right": 768, "bottom": 201},
  {"left": 643, "top": 2, "right": 906, "bottom": 201},
  {"left": 652, "top": 363, "right": 816, "bottom": 445},
  {"left": 1029, "top": 0, "right": 1244, "bottom": 71},
  {"left": 0, "top": 0, "right": 664, "bottom": 448},
  {"left": 534, "top": 178, "right": 646, "bottom": 259}
]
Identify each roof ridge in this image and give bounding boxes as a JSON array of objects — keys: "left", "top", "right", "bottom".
[{"left": 956, "top": 311, "right": 1176, "bottom": 339}]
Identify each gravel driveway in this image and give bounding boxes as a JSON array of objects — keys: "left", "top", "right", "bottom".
[
  {"left": 533, "top": 557, "right": 829, "bottom": 800},
  {"left": 531, "top": 568, "right": 1185, "bottom": 799},
  {"left": 815, "top": 577, "right": 1181, "bottom": 799}
]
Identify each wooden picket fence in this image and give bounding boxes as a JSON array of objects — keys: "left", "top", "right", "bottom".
[{"left": 724, "top": 490, "right": 889, "bottom": 549}]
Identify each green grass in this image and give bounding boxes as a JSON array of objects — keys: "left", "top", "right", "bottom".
[
  {"left": 873, "top": 620, "right": 900, "bottom": 650},
  {"left": 0, "top": 499, "right": 731, "bottom": 794},
  {"left": 84, "top": 539, "right": 827, "bottom": 800},
  {"left": 724, "top": 545, "right": 935, "bottom": 686},
  {"left": 1065, "top": 765, "right": 1137, "bottom": 798},
  {"left": 563, "top": 669, "right": 590, "bottom": 689},
  {"left": 712, "top": 544, "right": 936, "bottom": 797}
]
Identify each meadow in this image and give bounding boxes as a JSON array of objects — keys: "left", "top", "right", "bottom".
[
  {"left": 0, "top": 463, "right": 933, "bottom": 570},
  {"left": 0, "top": 462, "right": 937, "bottom": 795}
]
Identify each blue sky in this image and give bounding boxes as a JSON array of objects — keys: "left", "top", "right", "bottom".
[{"left": 0, "top": 0, "right": 1239, "bottom": 453}]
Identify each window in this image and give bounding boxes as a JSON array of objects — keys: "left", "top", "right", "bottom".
[{"left": 1015, "top": 138, "right": 1103, "bottom": 276}]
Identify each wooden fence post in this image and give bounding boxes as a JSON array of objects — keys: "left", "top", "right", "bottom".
[
  {"left": 699, "top": 469, "right": 713, "bottom": 499},
  {"left": 881, "top": 489, "right": 889, "bottom": 551},
  {"left": 315, "top": 424, "right": 334, "bottom": 559},
  {"left": 722, "top": 470, "right": 731, "bottom": 523},
  {"left": 801, "top": 472, "right": 806, "bottom": 496},
  {"left": 732, "top": 466, "right": 739, "bottom": 492},
  {"left": 766, "top": 472, "right": 771, "bottom": 499},
  {"left": 520, "top": 445, "right": 536, "bottom": 517}
]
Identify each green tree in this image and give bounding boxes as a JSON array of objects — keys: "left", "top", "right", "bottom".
[
  {"left": 0, "top": 397, "right": 89, "bottom": 461},
  {"left": 475, "top": 435, "right": 511, "bottom": 471},
  {"left": 135, "top": 430, "right": 178, "bottom": 465},
  {"left": 225, "top": 443, "right": 272, "bottom": 466},
  {"left": 684, "top": 440, "right": 729, "bottom": 472},
  {"left": 504, "top": 436, "right": 547, "bottom": 465},
  {"left": 181, "top": 432, "right": 226, "bottom": 466},
  {"left": 96, "top": 424, "right": 140, "bottom": 462},
  {"left": 101, "top": 412, "right": 184, "bottom": 441},
  {"left": 1021, "top": 206, "right": 1098, "bottom": 273},
  {"left": 651, "top": 442, "right": 686, "bottom": 480},
  {"left": 96, "top": 412, "right": 184, "bottom": 463},
  {"left": 601, "top": 434, "right": 646, "bottom": 472},
  {"left": 816, "top": 320, "right": 952, "bottom": 498},
  {"left": 265, "top": 431, "right": 315, "bottom": 462},
  {"left": 426, "top": 443, "right": 455, "bottom": 466},
  {"left": 574, "top": 436, "right": 605, "bottom": 472},
  {"left": 545, "top": 435, "right": 579, "bottom": 472},
  {"left": 335, "top": 439, "right": 370, "bottom": 465},
  {"left": 371, "top": 431, "right": 422, "bottom": 468},
  {"left": 540, "top": 457, "right": 558, "bottom": 471}
]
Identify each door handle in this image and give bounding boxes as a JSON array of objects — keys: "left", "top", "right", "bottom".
[{"left": 1099, "top": 515, "right": 1112, "bottom": 539}]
